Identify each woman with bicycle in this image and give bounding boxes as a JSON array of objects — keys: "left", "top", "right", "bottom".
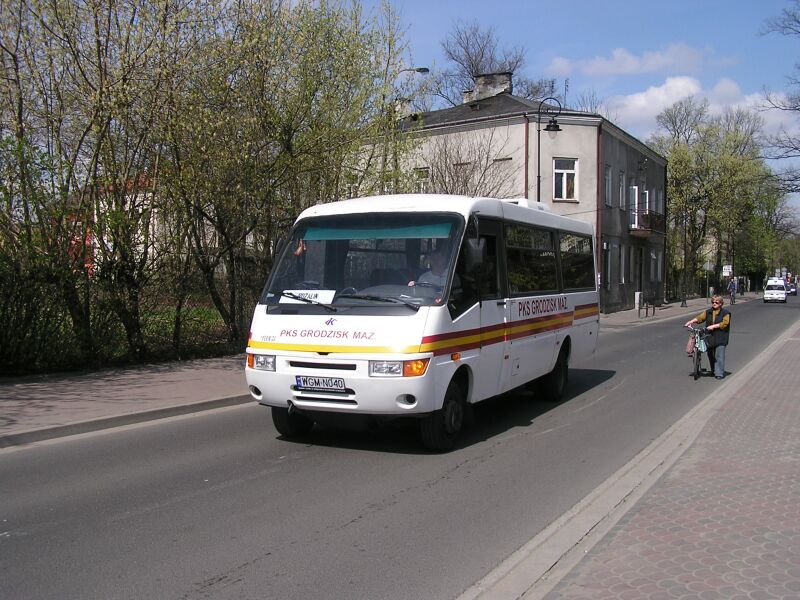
[{"left": 684, "top": 295, "right": 731, "bottom": 380}]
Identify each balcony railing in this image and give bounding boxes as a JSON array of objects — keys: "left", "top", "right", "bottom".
[{"left": 629, "top": 208, "right": 665, "bottom": 237}]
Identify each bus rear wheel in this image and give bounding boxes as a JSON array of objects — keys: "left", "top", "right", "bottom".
[
  {"left": 272, "top": 406, "right": 314, "bottom": 437},
  {"left": 420, "top": 380, "right": 465, "bottom": 451}
]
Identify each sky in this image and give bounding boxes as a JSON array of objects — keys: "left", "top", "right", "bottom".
[{"left": 373, "top": 0, "right": 799, "bottom": 186}]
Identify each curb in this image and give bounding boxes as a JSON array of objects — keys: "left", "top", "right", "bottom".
[{"left": 0, "top": 394, "right": 252, "bottom": 448}]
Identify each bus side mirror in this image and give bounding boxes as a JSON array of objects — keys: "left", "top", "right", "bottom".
[
  {"left": 466, "top": 214, "right": 479, "bottom": 239},
  {"left": 465, "top": 238, "right": 486, "bottom": 271}
]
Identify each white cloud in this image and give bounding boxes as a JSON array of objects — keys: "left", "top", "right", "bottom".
[
  {"left": 709, "top": 78, "right": 741, "bottom": 104},
  {"left": 549, "top": 43, "right": 708, "bottom": 78},
  {"left": 606, "top": 76, "right": 703, "bottom": 137},
  {"left": 606, "top": 77, "right": 799, "bottom": 142},
  {"left": 548, "top": 56, "right": 573, "bottom": 77}
]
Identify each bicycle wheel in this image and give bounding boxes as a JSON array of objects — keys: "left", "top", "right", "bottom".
[{"left": 693, "top": 346, "right": 701, "bottom": 380}]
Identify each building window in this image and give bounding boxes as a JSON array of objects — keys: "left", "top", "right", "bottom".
[
  {"left": 413, "top": 168, "right": 429, "bottom": 193},
  {"left": 603, "top": 243, "right": 611, "bottom": 290},
  {"left": 628, "top": 183, "right": 639, "bottom": 227},
  {"left": 554, "top": 158, "right": 577, "bottom": 200},
  {"left": 618, "top": 171, "right": 626, "bottom": 209},
  {"left": 604, "top": 165, "right": 612, "bottom": 206},
  {"left": 619, "top": 243, "right": 626, "bottom": 283}
]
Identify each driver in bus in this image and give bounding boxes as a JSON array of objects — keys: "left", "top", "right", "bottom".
[{"left": 408, "top": 243, "right": 450, "bottom": 287}]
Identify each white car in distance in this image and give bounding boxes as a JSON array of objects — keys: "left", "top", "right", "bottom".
[{"left": 764, "top": 279, "right": 788, "bottom": 303}]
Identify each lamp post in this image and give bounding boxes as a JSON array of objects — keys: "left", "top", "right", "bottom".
[
  {"left": 680, "top": 201, "right": 688, "bottom": 307},
  {"left": 385, "top": 67, "right": 429, "bottom": 193},
  {"left": 536, "top": 97, "right": 562, "bottom": 203}
]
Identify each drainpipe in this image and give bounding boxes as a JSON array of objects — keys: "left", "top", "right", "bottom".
[
  {"left": 524, "top": 114, "right": 530, "bottom": 199},
  {"left": 596, "top": 122, "right": 604, "bottom": 312}
]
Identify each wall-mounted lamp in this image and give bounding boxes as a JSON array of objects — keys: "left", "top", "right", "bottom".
[{"left": 536, "top": 97, "right": 562, "bottom": 203}]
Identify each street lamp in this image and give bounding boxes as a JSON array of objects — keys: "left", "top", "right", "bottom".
[
  {"left": 399, "top": 67, "right": 430, "bottom": 74},
  {"left": 536, "top": 97, "right": 562, "bottom": 203}
]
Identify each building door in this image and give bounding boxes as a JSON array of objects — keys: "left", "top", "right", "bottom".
[{"left": 635, "top": 246, "right": 644, "bottom": 292}]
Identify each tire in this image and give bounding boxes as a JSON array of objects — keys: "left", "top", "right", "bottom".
[
  {"left": 271, "top": 406, "right": 314, "bottom": 437},
  {"left": 693, "top": 347, "right": 701, "bottom": 380},
  {"left": 538, "top": 348, "right": 569, "bottom": 401},
  {"left": 420, "top": 380, "right": 465, "bottom": 451}
]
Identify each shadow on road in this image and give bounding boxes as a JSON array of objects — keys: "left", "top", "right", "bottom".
[{"left": 271, "top": 368, "right": 616, "bottom": 454}]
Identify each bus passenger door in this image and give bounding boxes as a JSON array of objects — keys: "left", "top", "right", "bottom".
[{"left": 469, "top": 219, "right": 510, "bottom": 402}]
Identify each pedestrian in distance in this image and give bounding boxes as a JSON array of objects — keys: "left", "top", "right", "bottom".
[
  {"left": 684, "top": 294, "right": 731, "bottom": 380},
  {"left": 727, "top": 278, "right": 737, "bottom": 304}
]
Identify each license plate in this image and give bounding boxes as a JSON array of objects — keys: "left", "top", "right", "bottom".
[{"left": 295, "top": 376, "right": 346, "bottom": 392}]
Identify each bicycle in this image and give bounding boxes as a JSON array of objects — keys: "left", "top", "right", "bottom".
[{"left": 686, "top": 324, "right": 708, "bottom": 380}]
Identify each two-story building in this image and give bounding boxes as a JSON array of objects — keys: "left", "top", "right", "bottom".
[{"left": 398, "top": 72, "right": 667, "bottom": 314}]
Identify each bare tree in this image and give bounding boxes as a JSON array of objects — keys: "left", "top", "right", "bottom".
[
  {"left": 431, "top": 20, "right": 556, "bottom": 107},
  {"left": 573, "top": 90, "right": 620, "bottom": 122},
  {"left": 762, "top": 1, "right": 800, "bottom": 190},
  {"left": 420, "top": 128, "right": 519, "bottom": 198},
  {"left": 654, "top": 96, "right": 709, "bottom": 144}
]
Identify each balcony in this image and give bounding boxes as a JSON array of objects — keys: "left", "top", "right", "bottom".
[{"left": 629, "top": 209, "right": 665, "bottom": 238}]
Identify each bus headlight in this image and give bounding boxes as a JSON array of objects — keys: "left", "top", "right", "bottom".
[
  {"left": 369, "top": 358, "right": 429, "bottom": 377},
  {"left": 248, "top": 353, "right": 276, "bottom": 371}
]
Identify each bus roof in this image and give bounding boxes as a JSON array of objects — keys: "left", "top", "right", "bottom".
[{"left": 296, "top": 194, "right": 594, "bottom": 236}]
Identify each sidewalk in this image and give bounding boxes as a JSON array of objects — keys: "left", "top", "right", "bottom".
[{"left": 0, "top": 355, "right": 250, "bottom": 447}]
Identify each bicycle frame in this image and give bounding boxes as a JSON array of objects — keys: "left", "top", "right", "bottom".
[{"left": 686, "top": 324, "right": 707, "bottom": 380}]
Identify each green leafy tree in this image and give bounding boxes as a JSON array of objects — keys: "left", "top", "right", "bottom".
[{"left": 650, "top": 98, "right": 787, "bottom": 296}]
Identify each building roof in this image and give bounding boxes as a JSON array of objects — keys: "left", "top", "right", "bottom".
[
  {"left": 405, "top": 92, "right": 585, "bottom": 129},
  {"left": 401, "top": 91, "right": 666, "bottom": 164}
]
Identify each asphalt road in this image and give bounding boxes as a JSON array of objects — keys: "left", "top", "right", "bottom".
[{"left": 1, "top": 296, "right": 796, "bottom": 600}]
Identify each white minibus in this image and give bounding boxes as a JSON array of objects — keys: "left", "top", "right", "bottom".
[{"left": 246, "top": 194, "right": 599, "bottom": 450}]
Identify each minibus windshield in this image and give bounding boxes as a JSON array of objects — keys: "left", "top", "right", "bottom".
[{"left": 261, "top": 212, "right": 463, "bottom": 308}]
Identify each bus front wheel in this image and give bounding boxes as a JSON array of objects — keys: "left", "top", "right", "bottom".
[
  {"left": 420, "top": 380, "right": 465, "bottom": 451},
  {"left": 272, "top": 406, "right": 314, "bottom": 437}
]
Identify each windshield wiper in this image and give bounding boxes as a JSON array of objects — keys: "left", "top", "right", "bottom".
[
  {"left": 337, "top": 293, "right": 420, "bottom": 311},
  {"left": 268, "top": 290, "right": 337, "bottom": 312}
]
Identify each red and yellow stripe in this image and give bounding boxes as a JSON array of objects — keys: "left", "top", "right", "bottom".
[{"left": 247, "top": 304, "right": 598, "bottom": 356}]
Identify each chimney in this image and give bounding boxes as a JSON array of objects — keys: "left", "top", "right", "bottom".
[{"left": 465, "top": 72, "right": 513, "bottom": 103}]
